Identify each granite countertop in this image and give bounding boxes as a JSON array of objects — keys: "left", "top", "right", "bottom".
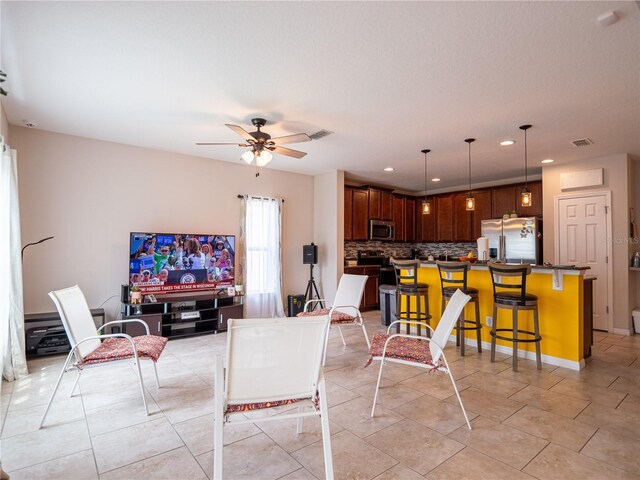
[{"left": 417, "top": 260, "right": 590, "bottom": 271}]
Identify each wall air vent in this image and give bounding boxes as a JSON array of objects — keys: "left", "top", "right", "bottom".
[
  {"left": 309, "top": 130, "right": 334, "bottom": 140},
  {"left": 570, "top": 138, "right": 595, "bottom": 147}
]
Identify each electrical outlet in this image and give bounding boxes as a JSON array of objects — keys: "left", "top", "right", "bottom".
[{"left": 485, "top": 316, "right": 493, "bottom": 327}]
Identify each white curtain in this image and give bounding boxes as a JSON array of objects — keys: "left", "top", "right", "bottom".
[
  {"left": 241, "top": 196, "right": 285, "bottom": 318},
  {"left": 1, "top": 142, "right": 28, "bottom": 381}
]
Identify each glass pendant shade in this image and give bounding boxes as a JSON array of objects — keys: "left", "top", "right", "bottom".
[
  {"left": 241, "top": 150, "right": 255, "bottom": 164},
  {"left": 465, "top": 193, "right": 475, "bottom": 211},
  {"left": 519, "top": 125, "right": 532, "bottom": 208},
  {"left": 521, "top": 188, "right": 532, "bottom": 207},
  {"left": 422, "top": 200, "right": 431, "bottom": 215},
  {"left": 255, "top": 149, "right": 273, "bottom": 167},
  {"left": 421, "top": 148, "right": 431, "bottom": 215}
]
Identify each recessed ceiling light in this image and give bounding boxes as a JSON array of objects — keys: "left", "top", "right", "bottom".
[
  {"left": 431, "top": 178, "right": 441, "bottom": 182},
  {"left": 383, "top": 167, "right": 394, "bottom": 172},
  {"left": 500, "top": 140, "right": 516, "bottom": 146},
  {"left": 541, "top": 159, "right": 555, "bottom": 164}
]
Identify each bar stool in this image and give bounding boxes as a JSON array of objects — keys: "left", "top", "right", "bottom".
[
  {"left": 436, "top": 261, "right": 482, "bottom": 356},
  {"left": 391, "top": 259, "right": 431, "bottom": 336},
  {"left": 488, "top": 263, "right": 541, "bottom": 372}
]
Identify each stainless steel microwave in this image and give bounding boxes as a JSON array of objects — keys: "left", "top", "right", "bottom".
[{"left": 369, "top": 220, "right": 395, "bottom": 241}]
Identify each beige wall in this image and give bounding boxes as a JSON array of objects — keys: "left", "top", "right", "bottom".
[
  {"left": 312, "top": 170, "right": 344, "bottom": 303},
  {"left": 542, "top": 154, "right": 632, "bottom": 332},
  {"left": 12, "top": 126, "right": 315, "bottom": 317}
]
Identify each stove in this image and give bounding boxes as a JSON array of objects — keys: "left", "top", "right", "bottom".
[{"left": 357, "top": 251, "right": 396, "bottom": 285}]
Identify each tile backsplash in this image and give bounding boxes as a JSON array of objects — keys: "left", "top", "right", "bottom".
[{"left": 345, "top": 241, "right": 476, "bottom": 259}]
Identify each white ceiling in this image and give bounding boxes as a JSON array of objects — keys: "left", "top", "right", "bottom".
[{"left": 1, "top": 1, "right": 639, "bottom": 192}]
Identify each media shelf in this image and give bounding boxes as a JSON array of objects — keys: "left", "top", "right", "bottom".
[{"left": 121, "top": 291, "right": 243, "bottom": 340}]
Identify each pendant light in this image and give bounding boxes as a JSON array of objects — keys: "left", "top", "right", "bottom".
[
  {"left": 421, "top": 149, "right": 431, "bottom": 215},
  {"left": 465, "top": 138, "right": 476, "bottom": 211},
  {"left": 520, "top": 124, "right": 532, "bottom": 207}
]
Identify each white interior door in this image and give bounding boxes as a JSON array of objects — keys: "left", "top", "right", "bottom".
[{"left": 557, "top": 194, "right": 609, "bottom": 330}]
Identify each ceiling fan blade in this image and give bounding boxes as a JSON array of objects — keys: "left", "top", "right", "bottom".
[
  {"left": 271, "top": 145, "right": 307, "bottom": 159},
  {"left": 226, "top": 124, "right": 255, "bottom": 142},
  {"left": 270, "top": 133, "right": 311, "bottom": 145},
  {"left": 195, "top": 142, "right": 248, "bottom": 146}
]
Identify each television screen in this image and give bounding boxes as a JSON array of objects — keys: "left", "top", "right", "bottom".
[{"left": 129, "top": 232, "right": 235, "bottom": 294}]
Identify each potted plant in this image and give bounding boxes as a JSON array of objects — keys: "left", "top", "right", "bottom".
[
  {"left": 235, "top": 280, "right": 243, "bottom": 295},
  {"left": 503, "top": 211, "right": 510, "bottom": 220},
  {"left": 129, "top": 285, "right": 142, "bottom": 304},
  {"left": 510, "top": 209, "right": 518, "bottom": 218}
]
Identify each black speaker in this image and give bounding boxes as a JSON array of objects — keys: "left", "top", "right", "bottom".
[
  {"left": 120, "top": 284, "right": 129, "bottom": 303},
  {"left": 303, "top": 243, "right": 318, "bottom": 265},
  {"left": 288, "top": 294, "right": 306, "bottom": 316}
]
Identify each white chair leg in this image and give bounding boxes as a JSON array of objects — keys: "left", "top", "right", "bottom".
[
  {"left": 337, "top": 326, "right": 346, "bottom": 346},
  {"left": 40, "top": 350, "right": 74, "bottom": 428},
  {"left": 296, "top": 405, "right": 304, "bottom": 434},
  {"left": 370, "top": 357, "right": 386, "bottom": 418},
  {"left": 153, "top": 361, "right": 160, "bottom": 388},
  {"left": 442, "top": 356, "right": 472, "bottom": 430},
  {"left": 134, "top": 359, "right": 149, "bottom": 416},
  {"left": 214, "top": 355, "right": 225, "bottom": 480},
  {"left": 69, "top": 369, "right": 82, "bottom": 398},
  {"left": 360, "top": 320, "right": 370, "bottom": 348},
  {"left": 317, "top": 378, "right": 334, "bottom": 480}
]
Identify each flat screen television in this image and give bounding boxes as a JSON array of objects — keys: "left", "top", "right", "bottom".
[{"left": 129, "top": 232, "right": 235, "bottom": 294}]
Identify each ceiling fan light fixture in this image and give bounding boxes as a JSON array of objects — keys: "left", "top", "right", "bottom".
[
  {"left": 255, "top": 149, "right": 273, "bottom": 167},
  {"left": 241, "top": 150, "right": 255, "bottom": 164}
]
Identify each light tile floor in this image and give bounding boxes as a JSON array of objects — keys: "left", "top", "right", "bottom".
[{"left": 3, "top": 314, "right": 640, "bottom": 479}]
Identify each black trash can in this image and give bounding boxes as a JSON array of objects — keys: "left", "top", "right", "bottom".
[
  {"left": 379, "top": 284, "right": 398, "bottom": 326},
  {"left": 288, "top": 294, "right": 306, "bottom": 316}
]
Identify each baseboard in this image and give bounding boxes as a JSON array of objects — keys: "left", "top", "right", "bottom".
[
  {"left": 613, "top": 328, "right": 631, "bottom": 336},
  {"left": 446, "top": 334, "right": 584, "bottom": 371}
]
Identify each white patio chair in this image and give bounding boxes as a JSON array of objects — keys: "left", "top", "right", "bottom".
[
  {"left": 366, "top": 289, "right": 473, "bottom": 430},
  {"left": 39, "top": 285, "right": 167, "bottom": 428},
  {"left": 298, "top": 273, "right": 369, "bottom": 364},
  {"left": 214, "top": 316, "right": 333, "bottom": 480}
]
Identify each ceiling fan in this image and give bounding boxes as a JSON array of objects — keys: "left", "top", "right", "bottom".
[{"left": 197, "top": 118, "right": 311, "bottom": 167}]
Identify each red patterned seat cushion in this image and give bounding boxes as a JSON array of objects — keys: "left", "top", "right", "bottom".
[
  {"left": 297, "top": 308, "right": 356, "bottom": 324},
  {"left": 81, "top": 335, "right": 168, "bottom": 366},
  {"left": 365, "top": 332, "right": 441, "bottom": 368},
  {"left": 226, "top": 397, "right": 307, "bottom": 414}
]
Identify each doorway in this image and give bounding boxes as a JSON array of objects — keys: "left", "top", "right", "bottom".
[{"left": 555, "top": 191, "right": 612, "bottom": 331}]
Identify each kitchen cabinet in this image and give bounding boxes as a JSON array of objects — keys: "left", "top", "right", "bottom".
[
  {"left": 435, "top": 194, "right": 453, "bottom": 242},
  {"left": 472, "top": 189, "right": 493, "bottom": 239},
  {"left": 381, "top": 191, "right": 393, "bottom": 220},
  {"left": 368, "top": 188, "right": 381, "bottom": 219},
  {"left": 392, "top": 195, "right": 405, "bottom": 242},
  {"left": 405, "top": 197, "right": 416, "bottom": 243},
  {"left": 516, "top": 181, "right": 543, "bottom": 217},
  {"left": 492, "top": 185, "right": 517, "bottom": 219},
  {"left": 417, "top": 197, "right": 436, "bottom": 242},
  {"left": 352, "top": 188, "right": 369, "bottom": 240},
  {"left": 344, "top": 187, "right": 353, "bottom": 240},
  {"left": 453, "top": 193, "right": 473, "bottom": 242},
  {"left": 344, "top": 266, "right": 379, "bottom": 310}
]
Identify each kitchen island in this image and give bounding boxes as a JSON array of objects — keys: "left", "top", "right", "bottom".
[{"left": 414, "top": 263, "right": 590, "bottom": 370}]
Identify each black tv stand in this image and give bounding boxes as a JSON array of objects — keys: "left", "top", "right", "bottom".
[{"left": 121, "top": 291, "right": 243, "bottom": 339}]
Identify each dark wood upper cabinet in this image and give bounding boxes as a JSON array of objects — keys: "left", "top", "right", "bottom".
[
  {"left": 392, "top": 195, "right": 405, "bottom": 242},
  {"left": 344, "top": 187, "right": 353, "bottom": 241},
  {"left": 381, "top": 191, "right": 393, "bottom": 220},
  {"left": 417, "top": 197, "right": 436, "bottom": 243},
  {"left": 472, "top": 189, "right": 493, "bottom": 239},
  {"left": 492, "top": 185, "right": 517, "bottom": 219},
  {"left": 368, "top": 188, "right": 381, "bottom": 219},
  {"left": 516, "top": 181, "right": 543, "bottom": 217},
  {"left": 405, "top": 197, "right": 416, "bottom": 243},
  {"left": 453, "top": 193, "right": 473, "bottom": 242},
  {"left": 352, "top": 188, "right": 369, "bottom": 240},
  {"left": 435, "top": 194, "right": 453, "bottom": 242}
]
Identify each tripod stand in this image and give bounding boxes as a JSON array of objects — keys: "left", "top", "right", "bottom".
[{"left": 304, "top": 264, "right": 324, "bottom": 310}]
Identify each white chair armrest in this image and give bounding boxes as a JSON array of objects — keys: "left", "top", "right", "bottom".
[
  {"left": 386, "top": 320, "right": 435, "bottom": 335},
  {"left": 98, "top": 319, "right": 150, "bottom": 335},
  {"left": 330, "top": 304, "right": 361, "bottom": 316},
  {"left": 303, "top": 299, "right": 327, "bottom": 312}
]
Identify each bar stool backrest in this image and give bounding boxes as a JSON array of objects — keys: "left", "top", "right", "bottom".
[
  {"left": 391, "top": 259, "right": 420, "bottom": 287},
  {"left": 436, "top": 261, "right": 470, "bottom": 292},
  {"left": 488, "top": 263, "right": 532, "bottom": 304}
]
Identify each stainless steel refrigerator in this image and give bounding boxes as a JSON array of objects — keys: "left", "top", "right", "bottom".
[{"left": 480, "top": 217, "right": 542, "bottom": 264}]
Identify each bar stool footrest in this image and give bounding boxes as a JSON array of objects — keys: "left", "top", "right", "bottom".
[{"left": 490, "top": 328, "right": 541, "bottom": 343}]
